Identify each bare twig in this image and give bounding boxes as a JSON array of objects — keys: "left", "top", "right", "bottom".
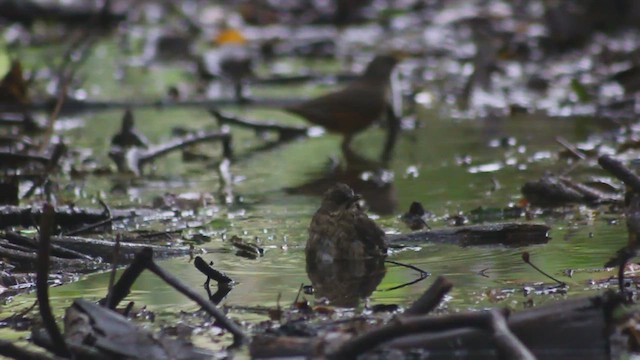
[
  {"left": 555, "top": 136, "right": 586, "bottom": 160},
  {"left": 521, "top": 252, "right": 565, "bottom": 286},
  {"left": 380, "top": 260, "right": 430, "bottom": 291}
]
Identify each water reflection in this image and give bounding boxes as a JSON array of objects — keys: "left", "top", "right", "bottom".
[
  {"left": 305, "top": 257, "right": 386, "bottom": 308},
  {"left": 286, "top": 147, "right": 398, "bottom": 215}
]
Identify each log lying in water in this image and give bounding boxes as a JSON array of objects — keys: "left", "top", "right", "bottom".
[{"left": 386, "top": 223, "right": 551, "bottom": 247}]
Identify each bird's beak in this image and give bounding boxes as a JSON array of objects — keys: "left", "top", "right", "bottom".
[{"left": 349, "top": 194, "right": 362, "bottom": 205}]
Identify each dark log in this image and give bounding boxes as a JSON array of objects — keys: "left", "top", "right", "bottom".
[{"left": 386, "top": 223, "right": 550, "bottom": 247}]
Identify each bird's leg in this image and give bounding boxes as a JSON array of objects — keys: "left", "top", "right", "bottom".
[{"left": 381, "top": 105, "right": 399, "bottom": 162}]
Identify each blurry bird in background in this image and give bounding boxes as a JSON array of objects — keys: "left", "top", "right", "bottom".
[
  {"left": 285, "top": 54, "right": 402, "bottom": 161},
  {"left": 401, "top": 201, "right": 432, "bottom": 231},
  {"left": 197, "top": 26, "right": 254, "bottom": 103}
]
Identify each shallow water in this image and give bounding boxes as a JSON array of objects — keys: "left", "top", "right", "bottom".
[{"left": 0, "top": 43, "right": 628, "bottom": 352}]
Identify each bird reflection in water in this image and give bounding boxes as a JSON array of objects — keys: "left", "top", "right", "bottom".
[{"left": 306, "top": 257, "right": 386, "bottom": 308}]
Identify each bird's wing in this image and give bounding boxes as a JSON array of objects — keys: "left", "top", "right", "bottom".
[
  {"left": 354, "top": 213, "right": 387, "bottom": 252},
  {"left": 286, "top": 86, "right": 386, "bottom": 131}
]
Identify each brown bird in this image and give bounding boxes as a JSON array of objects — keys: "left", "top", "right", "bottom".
[
  {"left": 110, "top": 109, "right": 149, "bottom": 149},
  {"left": 307, "top": 183, "right": 387, "bottom": 263},
  {"left": 285, "top": 54, "right": 401, "bottom": 159},
  {"left": 401, "top": 201, "right": 431, "bottom": 231}
]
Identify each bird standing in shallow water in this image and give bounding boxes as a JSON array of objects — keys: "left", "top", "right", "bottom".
[
  {"left": 307, "top": 183, "right": 387, "bottom": 263},
  {"left": 286, "top": 54, "right": 401, "bottom": 160}
]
